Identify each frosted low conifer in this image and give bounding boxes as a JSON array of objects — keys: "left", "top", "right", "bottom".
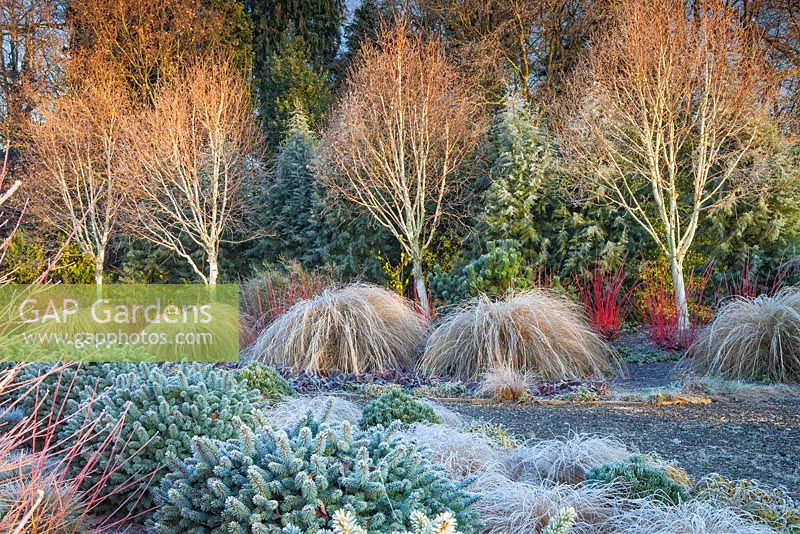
[{"left": 151, "top": 414, "right": 478, "bottom": 533}]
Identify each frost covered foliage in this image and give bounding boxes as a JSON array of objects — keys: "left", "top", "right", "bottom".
[
  {"left": 359, "top": 389, "right": 441, "bottom": 429},
  {"left": 586, "top": 456, "right": 689, "bottom": 504},
  {"left": 421, "top": 400, "right": 463, "bottom": 428},
  {"left": 542, "top": 506, "right": 577, "bottom": 534},
  {"left": 429, "top": 91, "right": 554, "bottom": 304},
  {"left": 249, "top": 283, "right": 428, "bottom": 374},
  {"left": 237, "top": 362, "right": 295, "bottom": 401},
  {"left": 311, "top": 509, "right": 463, "bottom": 534},
  {"left": 602, "top": 499, "right": 778, "bottom": 534},
  {"left": 472, "top": 473, "right": 621, "bottom": 534},
  {"left": 6, "top": 362, "right": 136, "bottom": 421},
  {"left": 479, "top": 91, "right": 552, "bottom": 255},
  {"left": 151, "top": 417, "right": 478, "bottom": 533},
  {"left": 248, "top": 107, "right": 323, "bottom": 265},
  {"left": 265, "top": 395, "right": 363, "bottom": 428},
  {"left": 506, "top": 434, "right": 632, "bottom": 485},
  {"left": 476, "top": 365, "right": 531, "bottom": 400},
  {"left": 61, "top": 363, "right": 262, "bottom": 514},
  {"left": 464, "top": 423, "right": 520, "bottom": 450},
  {"left": 0, "top": 451, "right": 89, "bottom": 534},
  {"left": 429, "top": 241, "right": 533, "bottom": 304},
  {"left": 693, "top": 473, "right": 800, "bottom": 532},
  {"left": 398, "top": 424, "right": 506, "bottom": 479}
]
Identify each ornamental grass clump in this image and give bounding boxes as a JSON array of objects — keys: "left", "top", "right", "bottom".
[
  {"left": 265, "top": 395, "right": 363, "bottom": 428},
  {"left": 692, "top": 473, "right": 800, "bottom": 532},
  {"left": 151, "top": 417, "right": 478, "bottom": 533},
  {"left": 60, "top": 363, "right": 262, "bottom": 515},
  {"left": 398, "top": 423, "right": 505, "bottom": 480},
  {"left": 472, "top": 473, "right": 622, "bottom": 534},
  {"left": 602, "top": 499, "right": 777, "bottom": 534},
  {"left": 688, "top": 287, "right": 800, "bottom": 383},
  {"left": 506, "top": 433, "right": 632, "bottom": 485},
  {"left": 359, "top": 389, "right": 441, "bottom": 429},
  {"left": 248, "top": 283, "right": 429, "bottom": 375},
  {"left": 420, "top": 290, "right": 617, "bottom": 381},
  {"left": 476, "top": 365, "right": 531, "bottom": 400}
]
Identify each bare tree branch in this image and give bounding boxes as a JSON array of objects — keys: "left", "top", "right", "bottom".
[{"left": 318, "top": 22, "right": 485, "bottom": 317}]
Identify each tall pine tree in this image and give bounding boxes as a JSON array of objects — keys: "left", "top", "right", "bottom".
[
  {"left": 246, "top": 0, "right": 343, "bottom": 147},
  {"left": 249, "top": 106, "right": 320, "bottom": 264},
  {"left": 477, "top": 90, "right": 553, "bottom": 254},
  {"left": 339, "top": 0, "right": 387, "bottom": 75},
  {"left": 258, "top": 34, "right": 333, "bottom": 150}
]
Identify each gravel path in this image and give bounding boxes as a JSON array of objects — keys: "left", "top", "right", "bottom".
[
  {"left": 611, "top": 361, "right": 678, "bottom": 390},
  {"left": 447, "top": 398, "right": 800, "bottom": 497}
]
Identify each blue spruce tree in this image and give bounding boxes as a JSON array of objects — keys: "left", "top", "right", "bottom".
[{"left": 249, "top": 105, "right": 320, "bottom": 264}]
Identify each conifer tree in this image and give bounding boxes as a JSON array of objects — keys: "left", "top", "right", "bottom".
[
  {"left": 246, "top": 0, "right": 343, "bottom": 145},
  {"left": 477, "top": 90, "right": 553, "bottom": 255},
  {"left": 250, "top": 106, "right": 321, "bottom": 263},
  {"left": 340, "top": 0, "right": 387, "bottom": 74},
  {"left": 258, "top": 34, "right": 333, "bottom": 149}
]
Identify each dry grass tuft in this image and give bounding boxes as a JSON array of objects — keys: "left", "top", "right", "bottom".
[
  {"left": 418, "top": 400, "right": 464, "bottom": 428},
  {"left": 476, "top": 365, "right": 532, "bottom": 400},
  {"left": 688, "top": 287, "right": 800, "bottom": 383},
  {"left": 506, "top": 433, "right": 633, "bottom": 485},
  {"left": 264, "top": 395, "right": 363, "bottom": 429},
  {"left": 473, "top": 473, "right": 624, "bottom": 534},
  {"left": 602, "top": 499, "right": 776, "bottom": 533},
  {"left": 685, "top": 376, "right": 800, "bottom": 401},
  {"left": 398, "top": 423, "right": 507, "bottom": 479},
  {"left": 420, "top": 290, "right": 617, "bottom": 381},
  {"left": 247, "top": 283, "right": 429, "bottom": 374}
]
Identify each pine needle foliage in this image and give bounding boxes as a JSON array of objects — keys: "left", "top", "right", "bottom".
[
  {"left": 359, "top": 389, "right": 441, "bottom": 429},
  {"left": 151, "top": 417, "right": 478, "bottom": 533},
  {"left": 585, "top": 456, "right": 689, "bottom": 505},
  {"left": 542, "top": 506, "right": 577, "bottom": 534},
  {"left": 237, "top": 362, "right": 295, "bottom": 402},
  {"left": 60, "top": 363, "right": 262, "bottom": 514},
  {"left": 5, "top": 362, "right": 137, "bottom": 423}
]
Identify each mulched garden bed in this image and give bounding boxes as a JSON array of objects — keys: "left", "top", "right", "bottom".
[{"left": 447, "top": 398, "right": 800, "bottom": 499}]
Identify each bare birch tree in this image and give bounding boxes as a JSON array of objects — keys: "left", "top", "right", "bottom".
[
  {"left": 0, "top": 145, "right": 21, "bottom": 284},
  {"left": 31, "top": 59, "right": 130, "bottom": 285},
  {"left": 318, "top": 23, "right": 485, "bottom": 317},
  {"left": 125, "top": 57, "right": 262, "bottom": 285},
  {"left": 561, "top": 0, "right": 779, "bottom": 332}
]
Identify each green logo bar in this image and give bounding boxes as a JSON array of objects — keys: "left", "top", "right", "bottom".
[{"left": 0, "top": 285, "right": 240, "bottom": 362}]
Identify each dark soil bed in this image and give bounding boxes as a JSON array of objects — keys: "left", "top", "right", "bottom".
[{"left": 447, "top": 398, "right": 800, "bottom": 497}]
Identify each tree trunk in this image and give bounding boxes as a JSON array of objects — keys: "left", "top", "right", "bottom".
[
  {"left": 412, "top": 260, "right": 430, "bottom": 319},
  {"left": 94, "top": 251, "right": 104, "bottom": 286},
  {"left": 208, "top": 252, "right": 219, "bottom": 286},
  {"left": 669, "top": 254, "right": 690, "bottom": 336}
]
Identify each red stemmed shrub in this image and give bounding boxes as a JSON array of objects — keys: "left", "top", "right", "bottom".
[
  {"left": 0, "top": 364, "right": 147, "bottom": 533},
  {"left": 637, "top": 262, "right": 713, "bottom": 350},
  {"left": 575, "top": 259, "right": 636, "bottom": 340},
  {"left": 720, "top": 255, "right": 789, "bottom": 300},
  {"left": 240, "top": 263, "right": 331, "bottom": 348}
]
